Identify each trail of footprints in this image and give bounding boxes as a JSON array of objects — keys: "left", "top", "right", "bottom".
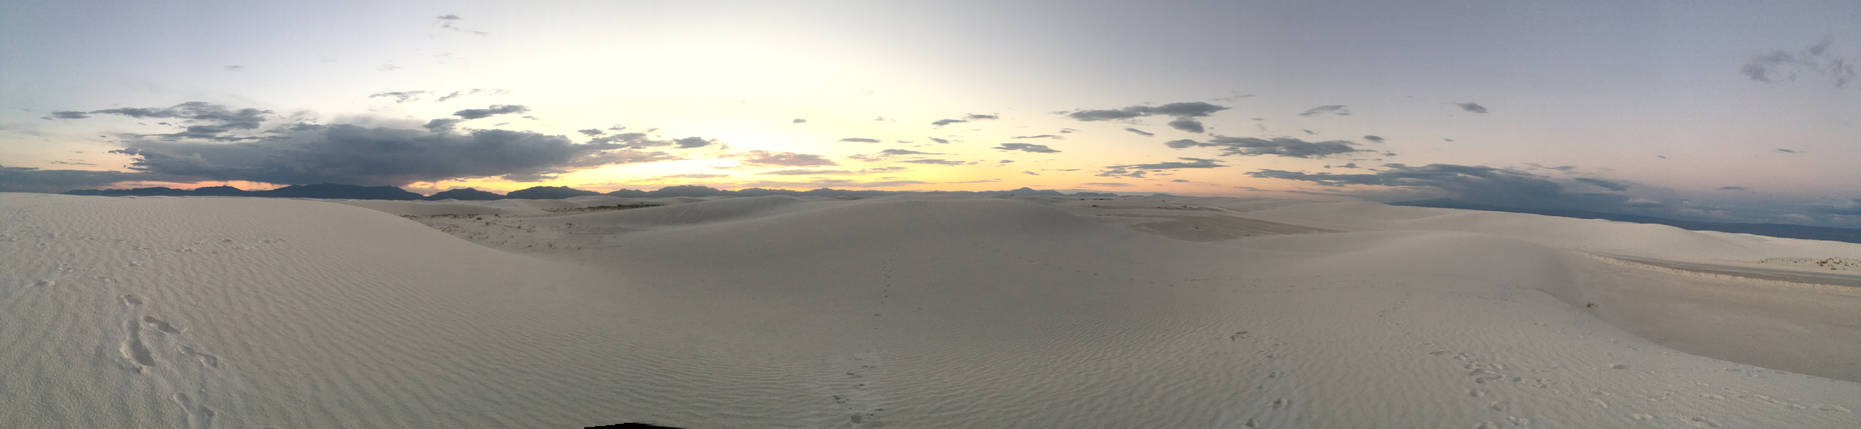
[
  {"left": 1218, "top": 330, "right": 1297, "bottom": 428},
  {"left": 118, "top": 293, "right": 223, "bottom": 428},
  {"left": 827, "top": 351, "right": 888, "bottom": 428}
]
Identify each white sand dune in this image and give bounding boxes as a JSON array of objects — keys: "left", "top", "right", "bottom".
[{"left": 3, "top": 192, "right": 1860, "bottom": 428}]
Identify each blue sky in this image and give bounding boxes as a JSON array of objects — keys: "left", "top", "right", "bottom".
[{"left": 3, "top": 0, "right": 1860, "bottom": 226}]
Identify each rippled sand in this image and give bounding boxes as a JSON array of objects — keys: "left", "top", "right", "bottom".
[{"left": 4, "top": 192, "right": 1860, "bottom": 428}]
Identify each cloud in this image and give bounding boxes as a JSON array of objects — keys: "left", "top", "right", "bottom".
[
  {"left": 1165, "top": 136, "right": 1361, "bottom": 158},
  {"left": 1573, "top": 177, "right": 1628, "bottom": 191},
  {"left": 1455, "top": 102, "right": 1489, "bottom": 114},
  {"left": 46, "top": 111, "right": 90, "bottom": 119},
  {"left": 435, "top": 14, "right": 486, "bottom": 35},
  {"left": 1167, "top": 118, "right": 1205, "bottom": 133},
  {"left": 369, "top": 91, "right": 427, "bottom": 103},
  {"left": 1776, "top": 148, "right": 1799, "bottom": 154},
  {"left": 762, "top": 169, "right": 847, "bottom": 175},
  {"left": 902, "top": 159, "right": 966, "bottom": 166},
  {"left": 966, "top": 113, "right": 998, "bottom": 120},
  {"left": 881, "top": 149, "right": 938, "bottom": 156},
  {"left": 1743, "top": 38, "right": 1857, "bottom": 87},
  {"left": 1124, "top": 127, "right": 1155, "bottom": 136},
  {"left": 1084, "top": 182, "right": 1132, "bottom": 187},
  {"left": 224, "top": 65, "right": 243, "bottom": 71},
  {"left": 1821, "top": 199, "right": 1861, "bottom": 216},
  {"left": 927, "top": 137, "right": 950, "bottom": 144},
  {"left": 741, "top": 150, "right": 837, "bottom": 166},
  {"left": 1298, "top": 105, "right": 1350, "bottom": 117},
  {"left": 424, "top": 118, "right": 461, "bottom": 132},
  {"left": 1243, "top": 163, "right": 1690, "bottom": 216},
  {"left": 433, "top": 89, "right": 505, "bottom": 103},
  {"left": 930, "top": 119, "right": 966, "bottom": 126},
  {"left": 107, "top": 125, "right": 672, "bottom": 185},
  {"left": 655, "top": 173, "right": 729, "bottom": 179},
  {"left": 1096, "top": 157, "right": 1223, "bottom": 177},
  {"left": 75, "top": 101, "right": 273, "bottom": 141},
  {"left": 840, "top": 137, "right": 880, "bottom": 143},
  {"left": 0, "top": 164, "right": 173, "bottom": 193},
  {"left": 577, "top": 128, "right": 604, "bottom": 136},
  {"left": 673, "top": 137, "right": 714, "bottom": 148},
  {"left": 995, "top": 143, "right": 1060, "bottom": 153},
  {"left": 1065, "top": 102, "right": 1228, "bottom": 125},
  {"left": 1362, "top": 135, "right": 1385, "bottom": 143},
  {"left": 1721, "top": 186, "right": 1750, "bottom": 191},
  {"left": 452, "top": 105, "right": 529, "bottom": 120},
  {"left": 792, "top": 118, "right": 807, "bottom": 124},
  {"left": 1011, "top": 134, "right": 1061, "bottom": 139}
]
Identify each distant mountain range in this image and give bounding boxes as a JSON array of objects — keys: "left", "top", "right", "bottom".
[
  {"left": 1396, "top": 199, "right": 1861, "bottom": 245},
  {"left": 63, "top": 184, "right": 1078, "bottom": 201}
]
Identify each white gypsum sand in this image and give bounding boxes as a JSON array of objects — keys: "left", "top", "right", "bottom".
[{"left": 3, "top": 192, "right": 1860, "bottom": 428}]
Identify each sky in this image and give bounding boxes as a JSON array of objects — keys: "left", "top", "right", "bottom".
[{"left": 3, "top": 0, "right": 1860, "bottom": 226}]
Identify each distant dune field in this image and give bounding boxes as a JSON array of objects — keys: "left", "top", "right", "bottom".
[{"left": 3, "top": 192, "right": 1860, "bottom": 428}]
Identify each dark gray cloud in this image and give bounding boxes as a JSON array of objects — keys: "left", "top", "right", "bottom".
[
  {"left": 369, "top": 91, "right": 427, "bottom": 103},
  {"left": 1011, "top": 134, "right": 1061, "bottom": 139},
  {"left": 928, "top": 137, "right": 950, "bottom": 144},
  {"left": 578, "top": 128, "right": 604, "bottom": 136},
  {"left": 902, "top": 159, "right": 966, "bottom": 166},
  {"left": 424, "top": 118, "right": 461, "bottom": 132},
  {"left": 966, "top": 113, "right": 998, "bottom": 120},
  {"left": 46, "top": 111, "right": 90, "bottom": 119},
  {"left": 1244, "top": 163, "right": 1679, "bottom": 216},
  {"left": 0, "top": 164, "right": 173, "bottom": 193},
  {"left": 1298, "top": 105, "right": 1350, "bottom": 117},
  {"left": 1124, "top": 127, "right": 1154, "bottom": 136},
  {"left": 1573, "top": 177, "right": 1629, "bottom": 191},
  {"left": 931, "top": 119, "right": 967, "bottom": 126},
  {"left": 840, "top": 137, "right": 880, "bottom": 143},
  {"left": 71, "top": 101, "right": 273, "bottom": 141},
  {"left": 792, "top": 118, "right": 807, "bottom": 124},
  {"left": 1776, "top": 148, "right": 1799, "bottom": 154},
  {"left": 673, "top": 137, "right": 714, "bottom": 148},
  {"left": 1065, "top": 102, "right": 1228, "bottom": 126},
  {"left": 1096, "top": 157, "right": 1222, "bottom": 177},
  {"left": 452, "top": 105, "right": 529, "bottom": 120},
  {"left": 1363, "top": 135, "right": 1385, "bottom": 143},
  {"left": 1455, "top": 102, "right": 1489, "bottom": 114},
  {"left": 107, "top": 125, "right": 671, "bottom": 185},
  {"left": 1165, "top": 136, "right": 1361, "bottom": 158},
  {"left": 1822, "top": 199, "right": 1861, "bottom": 216},
  {"left": 1743, "top": 38, "right": 1856, "bottom": 87},
  {"left": 582, "top": 133, "right": 716, "bottom": 150},
  {"left": 741, "top": 150, "right": 837, "bottom": 166},
  {"left": 1167, "top": 118, "right": 1205, "bottom": 133},
  {"left": 995, "top": 143, "right": 1060, "bottom": 153}
]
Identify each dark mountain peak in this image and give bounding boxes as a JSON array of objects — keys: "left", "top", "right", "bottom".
[
  {"left": 505, "top": 186, "right": 601, "bottom": 199},
  {"left": 427, "top": 188, "right": 505, "bottom": 200}
]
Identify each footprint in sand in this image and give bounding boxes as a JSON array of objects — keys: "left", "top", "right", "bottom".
[
  {"left": 120, "top": 319, "right": 157, "bottom": 370},
  {"left": 180, "top": 345, "right": 221, "bottom": 369},
  {"left": 143, "top": 316, "right": 182, "bottom": 335},
  {"left": 171, "top": 392, "right": 216, "bottom": 429}
]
